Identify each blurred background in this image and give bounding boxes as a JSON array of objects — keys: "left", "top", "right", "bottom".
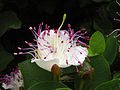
[{"left": 0, "top": 0, "right": 120, "bottom": 88}]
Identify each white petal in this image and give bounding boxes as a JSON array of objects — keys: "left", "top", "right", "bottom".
[
  {"left": 67, "top": 46, "right": 88, "bottom": 65},
  {"left": 34, "top": 58, "right": 59, "bottom": 71}
]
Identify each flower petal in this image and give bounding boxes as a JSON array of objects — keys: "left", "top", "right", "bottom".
[
  {"left": 34, "top": 58, "right": 59, "bottom": 71},
  {"left": 67, "top": 46, "right": 88, "bottom": 65}
]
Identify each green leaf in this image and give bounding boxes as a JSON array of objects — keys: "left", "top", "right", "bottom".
[
  {"left": 87, "top": 48, "right": 99, "bottom": 57},
  {"left": 0, "top": 50, "right": 14, "bottom": 72},
  {"left": 83, "top": 55, "right": 111, "bottom": 90},
  {"left": 95, "top": 79, "right": 120, "bottom": 90},
  {"left": 103, "top": 32, "right": 117, "bottom": 65},
  {"left": 0, "top": 11, "right": 21, "bottom": 37},
  {"left": 113, "top": 72, "right": 120, "bottom": 80},
  {"left": 18, "top": 60, "right": 53, "bottom": 89},
  {"left": 89, "top": 31, "right": 105, "bottom": 55},
  {"left": 28, "top": 81, "right": 68, "bottom": 90},
  {"left": 56, "top": 88, "right": 72, "bottom": 90}
]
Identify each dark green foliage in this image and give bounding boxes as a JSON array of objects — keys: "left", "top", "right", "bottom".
[
  {"left": 28, "top": 82, "right": 68, "bottom": 90},
  {"left": 95, "top": 79, "right": 120, "bottom": 90},
  {"left": 0, "top": 50, "right": 14, "bottom": 72},
  {"left": 18, "top": 60, "right": 53, "bottom": 89},
  {"left": 0, "top": 11, "right": 21, "bottom": 37}
]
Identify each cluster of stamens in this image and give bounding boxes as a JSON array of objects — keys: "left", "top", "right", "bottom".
[
  {"left": 0, "top": 67, "right": 23, "bottom": 89},
  {"left": 14, "top": 22, "right": 90, "bottom": 65}
]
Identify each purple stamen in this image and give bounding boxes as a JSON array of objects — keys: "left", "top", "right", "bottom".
[
  {"left": 116, "top": 0, "right": 120, "bottom": 6},
  {"left": 114, "top": 33, "right": 120, "bottom": 38},
  {"left": 107, "top": 29, "right": 120, "bottom": 37}
]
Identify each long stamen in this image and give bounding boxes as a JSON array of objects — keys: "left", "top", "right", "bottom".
[
  {"left": 114, "top": 33, "right": 120, "bottom": 38},
  {"left": 114, "top": 18, "right": 120, "bottom": 22},
  {"left": 116, "top": 12, "right": 120, "bottom": 16},
  {"left": 106, "top": 29, "right": 120, "bottom": 37},
  {"left": 116, "top": 0, "right": 120, "bottom": 6}
]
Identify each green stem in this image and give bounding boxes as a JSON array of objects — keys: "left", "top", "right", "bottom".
[
  {"left": 53, "top": 74, "right": 57, "bottom": 81},
  {"left": 79, "top": 79, "right": 84, "bottom": 90},
  {"left": 53, "top": 74, "right": 60, "bottom": 82}
]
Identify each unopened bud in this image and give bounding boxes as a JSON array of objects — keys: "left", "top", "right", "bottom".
[
  {"left": 78, "top": 62, "right": 94, "bottom": 80},
  {"left": 51, "top": 64, "right": 62, "bottom": 76},
  {"left": 19, "top": 86, "right": 24, "bottom": 90}
]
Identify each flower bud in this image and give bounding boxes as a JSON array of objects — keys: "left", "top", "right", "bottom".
[
  {"left": 78, "top": 62, "right": 94, "bottom": 80},
  {"left": 51, "top": 64, "right": 62, "bottom": 76}
]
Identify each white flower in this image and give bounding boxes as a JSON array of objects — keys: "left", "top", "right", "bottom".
[
  {"left": 33, "top": 29, "right": 88, "bottom": 71},
  {"left": 14, "top": 23, "right": 90, "bottom": 72},
  {"left": 1, "top": 68, "right": 23, "bottom": 90}
]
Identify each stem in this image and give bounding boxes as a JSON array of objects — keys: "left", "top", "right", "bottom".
[
  {"left": 79, "top": 79, "right": 84, "bottom": 90},
  {"left": 53, "top": 74, "right": 57, "bottom": 81},
  {"left": 53, "top": 74, "right": 60, "bottom": 82}
]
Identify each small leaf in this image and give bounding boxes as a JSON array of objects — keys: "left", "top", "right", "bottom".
[
  {"left": 87, "top": 48, "right": 99, "bottom": 57},
  {"left": 0, "top": 50, "right": 14, "bottom": 72},
  {"left": 0, "top": 11, "right": 21, "bottom": 37},
  {"left": 95, "top": 79, "right": 120, "bottom": 90},
  {"left": 28, "top": 81, "right": 68, "bottom": 90},
  {"left": 103, "top": 32, "right": 117, "bottom": 65},
  {"left": 89, "top": 31, "right": 105, "bottom": 55},
  {"left": 18, "top": 60, "right": 53, "bottom": 89}
]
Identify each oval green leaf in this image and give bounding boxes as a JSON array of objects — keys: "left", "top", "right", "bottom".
[
  {"left": 89, "top": 31, "right": 105, "bottom": 55},
  {"left": 103, "top": 32, "right": 117, "bottom": 65}
]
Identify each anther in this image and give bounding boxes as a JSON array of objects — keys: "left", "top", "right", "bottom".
[
  {"left": 44, "top": 57, "right": 47, "bottom": 59},
  {"left": 13, "top": 53, "right": 18, "bottom": 55},
  {"left": 68, "top": 24, "right": 71, "bottom": 28},
  {"left": 18, "top": 47, "right": 22, "bottom": 50},
  {"left": 61, "top": 41, "right": 64, "bottom": 43},
  {"left": 80, "top": 52, "right": 82, "bottom": 54},
  {"left": 29, "top": 27, "right": 33, "bottom": 30}
]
